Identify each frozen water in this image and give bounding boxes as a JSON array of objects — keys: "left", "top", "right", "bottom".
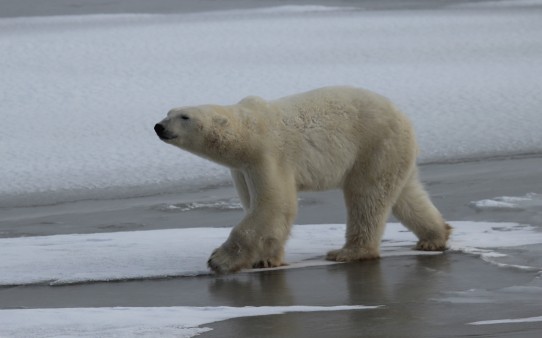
[
  {"left": 1, "top": 5, "right": 542, "bottom": 205},
  {"left": 1, "top": 221, "right": 541, "bottom": 286},
  {"left": 469, "top": 193, "right": 542, "bottom": 211},
  {"left": 157, "top": 199, "right": 243, "bottom": 212},
  {"left": 432, "top": 284, "right": 542, "bottom": 305},
  {"left": 470, "top": 315, "right": 542, "bottom": 325},
  {"left": 0, "top": 305, "right": 379, "bottom": 338},
  {"left": 468, "top": 200, "right": 521, "bottom": 211},
  {"left": 453, "top": 0, "right": 542, "bottom": 9}
]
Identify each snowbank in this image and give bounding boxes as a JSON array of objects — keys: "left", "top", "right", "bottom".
[{"left": 1, "top": 5, "right": 542, "bottom": 204}]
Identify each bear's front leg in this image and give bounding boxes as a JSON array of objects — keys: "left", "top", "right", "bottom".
[
  {"left": 325, "top": 246, "right": 381, "bottom": 262},
  {"left": 207, "top": 164, "right": 297, "bottom": 274},
  {"left": 207, "top": 237, "right": 255, "bottom": 274},
  {"left": 207, "top": 226, "right": 286, "bottom": 274}
]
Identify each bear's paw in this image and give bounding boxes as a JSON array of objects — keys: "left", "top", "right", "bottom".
[
  {"left": 415, "top": 240, "right": 447, "bottom": 251},
  {"left": 252, "top": 259, "right": 285, "bottom": 269},
  {"left": 325, "top": 247, "right": 380, "bottom": 262},
  {"left": 207, "top": 245, "right": 250, "bottom": 274}
]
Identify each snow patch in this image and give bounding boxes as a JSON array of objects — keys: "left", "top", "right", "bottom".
[
  {"left": 1, "top": 221, "right": 541, "bottom": 286},
  {"left": 235, "top": 5, "right": 357, "bottom": 14},
  {"left": 0, "top": 305, "right": 380, "bottom": 338},
  {"left": 448, "top": 221, "right": 542, "bottom": 271},
  {"left": 470, "top": 315, "right": 542, "bottom": 325},
  {"left": 157, "top": 199, "right": 243, "bottom": 212},
  {"left": 469, "top": 193, "right": 542, "bottom": 211},
  {"left": 453, "top": 0, "right": 542, "bottom": 9}
]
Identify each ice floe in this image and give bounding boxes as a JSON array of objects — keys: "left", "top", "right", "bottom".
[
  {"left": 469, "top": 193, "right": 542, "bottom": 211},
  {"left": 0, "top": 305, "right": 379, "bottom": 338},
  {"left": 470, "top": 315, "right": 542, "bottom": 325},
  {"left": 1, "top": 221, "right": 541, "bottom": 286}
]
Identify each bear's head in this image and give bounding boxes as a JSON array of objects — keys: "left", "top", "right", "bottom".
[{"left": 154, "top": 105, "right": 236, "bottom": 164}]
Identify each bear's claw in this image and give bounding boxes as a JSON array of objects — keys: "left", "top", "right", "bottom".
[
  {"left": 251, "top": 260, "right": 285, "bottom": 269},
  {"left": 415, "top": 240, "right": 447, "bottom": 251},
  {"left": 207, "top": 246, "right": 286, "bottom": 274},
  {"left": 208, "top": 244, "right": 262, "bottom": 274},
  {"left": 414, "top": 223, "right": 452, "bottom": 251},
  {"left": 207, "top": 258, "right": 234, "bottom": 274},
  {"left": 207, "top": 248, "right": 242, "bottom": 274}
]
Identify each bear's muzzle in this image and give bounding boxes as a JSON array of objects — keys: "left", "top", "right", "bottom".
[{"left": 154, "top": 123, "right": 176, "bottom": 140}]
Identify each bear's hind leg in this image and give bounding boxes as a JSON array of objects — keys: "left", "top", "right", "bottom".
[
  {"left": 326, "top": 177, "right": 395, "bottom": 262},
  {"left": 392, "top": 167, "right": 451, "bottom": 251}
]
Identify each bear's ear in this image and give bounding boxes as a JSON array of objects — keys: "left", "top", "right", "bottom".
[
  {"left": 238, "top": 96, "right": 265, "bottom": 106},
  {"left": 212, "top": 116, "right": 229, "bottom": 127}
]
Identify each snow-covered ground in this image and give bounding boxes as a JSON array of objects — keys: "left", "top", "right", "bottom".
[
  {"left": 0, "top": 305, "right": 379, "bottom": 338},
  {"left": 1, "top": 2, "right": 542, "bottom": 205},
  {"left": 470, "top": 315, "right": 542, "bottom": 325},
  {"left": 1, "top": 221, "right": 541, "bottom": 286},
  {"left": 469, "top": 193, "right": 542, "bottom": 211}
]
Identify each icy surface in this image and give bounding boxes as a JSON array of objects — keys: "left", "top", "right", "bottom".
[
  {"left": 470, "top": 315, "right": 542, "bottom": 325},
  {"left": 454, "top": 0, "right": 542, "bottom": 8},
  {"left": 433, "top": 281, "right": 542, "bottom": 305},
  {"left": 1, "top": 221, "right": 541, "bottom": 286},
  {"left": 0, "top": 305, "right": 378, "bottom": 338},
  {"left": 1, "top": 5, "right": 542, "bottom": 204},
  {"left": 469, "top": 193, "right": 542, "bottom": 211},
  {"left": 159, "top": 199, "right": 243, "bottom": 212}
]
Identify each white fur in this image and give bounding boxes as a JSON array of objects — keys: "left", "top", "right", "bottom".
[{"left": 156, "top": 86, "right": 451, "bottom": 273}]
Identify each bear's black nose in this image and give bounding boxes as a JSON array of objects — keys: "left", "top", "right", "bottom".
[
  {"left": 154, "top": 123, "right": 176, "bottom": 140},
  {"left": 154, "top": 123, "right": 165, "bottom": 137}
]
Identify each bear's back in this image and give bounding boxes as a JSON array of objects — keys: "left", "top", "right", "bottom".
[{"left": 263, "top": 87, "right": 401, "bottom": 190}]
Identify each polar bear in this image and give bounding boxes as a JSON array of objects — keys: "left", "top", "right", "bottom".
[{"left": 154, "top": 86, "right": 451, "bottom": 274}]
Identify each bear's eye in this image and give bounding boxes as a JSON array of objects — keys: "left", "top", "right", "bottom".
[{"left": 180, "top": 115, "right": 190, "bottom": 120}]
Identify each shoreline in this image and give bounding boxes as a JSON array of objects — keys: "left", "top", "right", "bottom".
[
  {"left": 2, "top": 155, "right": 541, "bottom": 238},
  {"left": 0, "top": 0, "right": 500, "bottom": 18},
  {"left": 2, "top": 151, "right": 541, "bottom": 210}
]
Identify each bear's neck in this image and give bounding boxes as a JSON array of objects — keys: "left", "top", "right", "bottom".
[{"left": 200, "top": 124, "right": 255, "bottom": 169}]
